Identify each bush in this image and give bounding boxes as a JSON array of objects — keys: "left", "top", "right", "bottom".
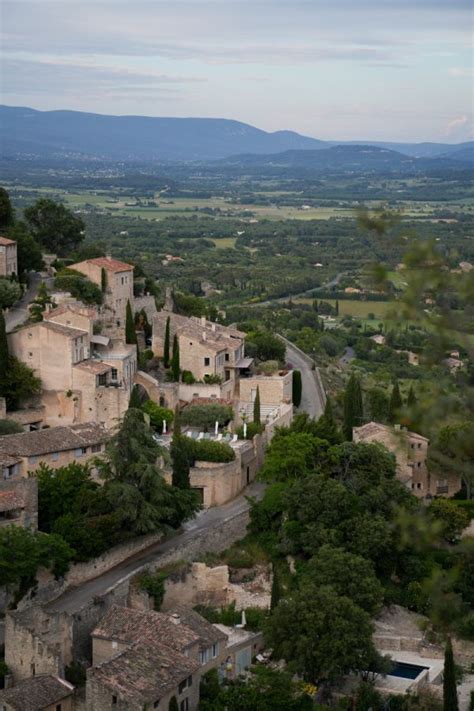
[
  {"left": 141, "top": 401, "right": 174, "bottom": 430},
  {"left": 256, "top": 360, "right": 279, "bottom": 375},
  {"left": 236, "top": 421, "right": 264, "bottom": 439},
  {"left": 0, "top": 419, "right": 24, "bottom": 435},
  {"left": 54, "top": 271, "right": 102, "bottom": 305},
  {"left": 181, "top": 370, "right": 196, "bottom": 384},
  {"left": 203, "top": 374, "right": 222, "bottom": 384},
  {"left": 181, "top": 403, "right": 233, "bottom": 429},
  {"left": 135, "top": 568, "right": 167, "bottom": 610},
  {"left": 193, "top": 440, "right": 235, "bottom": 463}
]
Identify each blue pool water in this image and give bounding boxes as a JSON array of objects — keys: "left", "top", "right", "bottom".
[{"left": 389, "top": 661, "right": 429, "bottom": 680}]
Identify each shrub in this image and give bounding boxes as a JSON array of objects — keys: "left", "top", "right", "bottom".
[
  {"left": 142, "top": 400, "right": 174, "bottom": 429},
  {"left": 257, "top": 360, "right": 279, "bottom": 375},
  {"left": 203, "top": 374, "right": 222, "bottom": 384},
  {"left": 236, "top": 422, "right": 264, "bottom": 439},
  {"left": 193, "top": 440, "right": 235, "bottom": 463},
  {"left": 181, "top": 403, "right": 233, "bottom": 429},
  {"left": 0, "top": 419, "right": 23, "bottom": 435},
  {"left": 182, "top": 370, "right": 196, "bottom": 384},
  {"left": 135, "top": 568, "right": 167, "bottom": 610},
  {"left": 54, "top": 271, "right": 102, "bottom": 305}
]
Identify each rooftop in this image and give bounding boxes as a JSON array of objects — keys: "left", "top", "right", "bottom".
[
  {"left": 42, "top": 320, "right": 88, "bottom": 339},
  {"left": 44, "top": 302, "right": 97, "bottom": 321},
  {"left": 0, "top": 236, "right": 16, "bottom": 246},
  {"left": 72, "top": 256, "right": 134, "bottom": 273},
  {"left": 89, "top": 641, "right": 198, "bottom": 704},
  {"left": 0, "top": 422, "right": 109, "bottom": 460},
  {"left": 0, "top": 675, "right": 74, "bottom": 711},
  {"left": 353, "top": 421, "right": 428, "bottom": 443},
  {"left": 74, "top": 360, "right": 112, "bottom": 375},
  {"left": 154, "top": 311, "right": 245, "bottom": 353},
  {"left": 166, "top": 606, "right": 228, "bottom": 649},
  {"left": 0, "top": 490, "right": 24, "bottom": 512}
]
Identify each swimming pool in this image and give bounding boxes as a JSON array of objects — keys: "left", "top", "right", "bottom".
[{"left": 388, "top": 661, "right": 429, "bottom": 680}]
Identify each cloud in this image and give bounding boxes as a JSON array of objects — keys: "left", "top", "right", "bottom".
[
  {"left": 444, "top": 114, "right": 470, "bottom": 136},
  {"left": 448, "top": 67, "right": 474, "bottom": 78}
]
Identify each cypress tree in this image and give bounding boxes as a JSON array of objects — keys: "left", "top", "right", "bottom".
[
  {"left": 163, "top": 316, "right": 171, "bottom": 368},
  {"left": 443, "top": 638, "right": 459, "bottom": 711},
  {"left": 316, "top": 397, "right": 342, "bottom": 444},
  {"left": 389, "top": 381, "right": 403, "bottom": 423},
  {"left": 270, "top": 563, "right": 281, "bottom": 611},
  {"left": 171, "top": 407, "right": 192, "bottom": 489},
  {"left": 171, "top": 334, "right": 180, "bottom": 381},
  {"left": 125, "top": 300, "right": 137, "bottom": 347},
  {"left": 335, "top": 299, "right": 339, "bottom": 316},
  {"left": 292, "top": 370, "right": 302, "bottom": 407},
  {"left": 343, "top": 373, "right": 363, "bottom": 440},
  {"left": 101, "top": 267, "right": 107, "bottom": 293},
  {"left": 407, "top": 384, "right": 417, "bottom": 408},
  {"left": 253, "top": 385, "right": 261, "bottom": 425},
  {"left": 0, "top": 309, "right": 10, "bottom": 398},
  {"left": 128, "top": 384, "right": 143, "bottom": 409},
  {"left": 169, "top": 697, "right": 179, "bottom": 711}
]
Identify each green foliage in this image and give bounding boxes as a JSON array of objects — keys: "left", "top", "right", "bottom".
[
  {"left": 343, "top": 373, "right": 363, "bottom": 440},
  {"left": 0, "top": 278, "right": 21, "bottom": 309},
  {"left": 253, "top": 386, "right": 261, "bottom": 425},
  {"left": 29, "top": 281, "right": 54, "bottom": 322},
  {"left": 292, "top": 370, "right": 302, "bottom": 407},
  {"left": 1, "top": 355, "right": 42, "bottom": 411},
  {"left": 0, "top": 419, "right": 23, "bottom": 434},
  {"left": 171, "top": 410, "right": 193, "bottom": 489},
  {"left": 0, "top": 309, "right": 9, "bottom": 397},
  {"left": 125, "top": 299, "right": 137, "bottom": 346},
  {"left": 129, "top": 384, "right": 147, "bottom": 409},
  {"left": 181, "top": 369, "right": 195, "bottom": 384},
  {"left": 429, "top": 422, "right": 474, "bottom": 500},
  {"left": 100, "top": 266, "right": 107, "bottom": 293},
  {"left": 9, "top": 221, "right": 44, "bottom": 276},
  {"left": 355, "top": 682, "right": 383, "bottom": 711},
  {"left": 168, "top": 696, "right": 179, "bottom": 711},
  {"left": 260, "top": 432, "right": 329, "bottom": 481},
  {"left": 180, "top": 403, "right": 233, "bottom": 429},
  {"left": 164, "top": 315, "right": 171, "bottom": 368},
  {"left": 236, "top": 421, "right": 264, "bottom": 439},
  {"left": 270, "top": 563, "right": 282, "bottom": 610},
  {"left": 193, "top": 439, "right": 235, "bottom": 463},
  {"left": 54, "top": 272, "right": 102, "bottom": 305},
  {"left": 366, "top": 387, "right": 390, "bottom": 423},
  {"left": 267, "top": 584, "right": 376, "bottom": 682},
  {"left": 245, "top": 331, "right": 286, "bottom": 363},
  {"left": 142, "top": 401, "right": 174, "bottom": 429},
  {"left": 0, "top": 187, "right": 14, "bottom": 227},
  {"left": 389, "top": 381, "right": 403, "bottom": 424},
  {"left": 24, "top": 197, "right": 85, "bottom": 255},
  {"left": 171, "top": 333, "right": 180, "bottom": 381},
  {"left": 64, "top": 662, "right": 87, "bottom": 687},
  {"left": 135, "top": 568, "right": 166, "bottom": 610},
  {"left": 428, "top": 499, "right": 470, "bottom": 544},
  {"left": 443, "top": 638, "right": 459, "bottom": 711}
]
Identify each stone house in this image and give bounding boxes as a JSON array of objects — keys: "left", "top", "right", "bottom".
[
  {"left": 353, "top": 421, "right": 461, "bottom": 498},
  {"left": 8, "top": 305, "right": 136, "bottom": 429},
  {"left": 87, "top": 604, "right": 227, "bottom": 711},
  {"left": 0, "top": 236, "right": 17, "bottom": 277},
  {"left": 0, "top": 674, "right": 74, "bottom": 711},
  {"left": 68, "top": 256, "right": 134, "bottom": 337}
]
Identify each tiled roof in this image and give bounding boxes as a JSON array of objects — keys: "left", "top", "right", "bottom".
[
  {"left": 90, "top": 642, "right": 198, "bottom": 703},
  {"left": 167, "top": 606, "right": 228, "bottom": 649},
  {"left": 42, "top": 321, "right": 88, "bottom": 338},
  {"left": 93, "top": 605, "right": 200, "bottom": 653},
  {"left": 44, "top": 303, "right": 97, "bottom": 321},
  {"left": 0, "top": 236, "right": 16, "bottom": 246},
  {"left": 353, "top": 421, "right": 428, "bottom": 443},
  {"left": 73, "top": 256, "right": 134, "bottom": 273},
  {"left": 154, "top": 311, "right": 245, "bottom": 353},
  {"left": 0, "top": 490, "right": 24, "bottom": 512},
  {"left": 0, "top": 675, "right": 74, "bottom": 710},
  {"left": 0, "top": 422, "right": 109, "bottom": 458}
]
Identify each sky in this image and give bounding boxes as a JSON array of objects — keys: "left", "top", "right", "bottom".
[{"left": 1, "top": 0, "right": 473, "bottom": 142}]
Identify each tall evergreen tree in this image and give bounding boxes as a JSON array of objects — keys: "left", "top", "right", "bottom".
[
  {"left": 335, "top": 299, "right": 339, "bottom": 316},
  {"left": 171, "top": 407, "right": 193, "bottom": 490},
  {"left": 407, "top": 384, "right": 417, "bottom": 408},
  {"left": 389, "top": 381, "right": 403, "bottom": 423},
  {"left": 343, "top": 374, "right": 363, "bottom": 440},
  {"left": 0, "top": 309, "right": 9, "bottom": 399},
  {"left": 125, "top": 300, "right": 138, "bottom": 348},
  {"left": 315, "top": 397, "right": 342, "bottom": 444},
  {"left": 292, "top": 370, "right": 302, "bottom": 407},
  {"left": 270, "top": 563, "right": 282, "bottom": 611},
  {"left": 101, "top": 267, "right": 107, "bottom": 293},
  {"left": 128, "top": 384, "right": 144, "bottom": 409},
  {"left": 171, "top": 334, "right": 180, "bottom": 381},
  {"left": 443, "top": 638, "right": 459, "bottom": 711},
  {"left": 253, "top": 386, "right": 261, "bottom": 425},
  {"left": 163, "top": 316, "right": 171, "bottom": 368}
]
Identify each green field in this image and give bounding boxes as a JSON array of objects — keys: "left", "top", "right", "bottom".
[
  {"left": 211, "top": 237, "right": 237, "bottom": 249},
  {"left": 294, "top": 298, "right": 397, "bottom": 319}
]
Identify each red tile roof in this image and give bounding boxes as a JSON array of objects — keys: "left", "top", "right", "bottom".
[
  {"left": 0, "top": 236, "right": 16, "bottom": 246},
  {"left": 0, "top": 491, "right": 24, "bottom": 512},
  {"left": 86, "top": 257, "right": 134, "bottom": 273}
]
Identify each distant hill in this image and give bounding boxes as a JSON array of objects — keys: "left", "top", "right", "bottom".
[
  {"left": 0, "top": 105, "right": 471, "bottom": 163},
  {"left": 220, "top": 144, "right": 469, "bottom": 173}
]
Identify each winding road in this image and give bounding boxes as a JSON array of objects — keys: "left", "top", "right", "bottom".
[
  {"left": 283, "top": 338, "right": 326, "bottom": 420},
  {"left": 5, "top": 272, "right": 52, "bottom": 333}
]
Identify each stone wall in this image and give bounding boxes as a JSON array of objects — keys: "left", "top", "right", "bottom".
[{"left": 133, "top": 295, "right": 158, "bottom": 324}]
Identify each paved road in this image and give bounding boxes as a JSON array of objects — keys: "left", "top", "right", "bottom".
[
  {"left": 45, "top": 482, "right": 265, "bottom": 615},
  {"left": 285, "top": 341, "right": 325, "bottom": 420},
  {"left": 5, "top": 272, "right": 52, "bottom": 333},
  {"left": 339, "top": 345, "right": 355, "bottom": 366},
  {"left": 248, "top": 271, "right": 345, "bottom": 308}
]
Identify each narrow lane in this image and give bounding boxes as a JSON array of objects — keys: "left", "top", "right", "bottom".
[{"left": 284, "top": 340, "right": 325, "bottom": 419}]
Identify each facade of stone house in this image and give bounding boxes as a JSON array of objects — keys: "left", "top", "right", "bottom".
[
  {"left": 0, "top": 236, "right": 18, "bottom": 277},
  {"left": 352, "top": 421, "right": 461, "bottom": 498},
  {"left": 69, "top": 256, "right": 134, "bottom": 336},
  {"left": 0, "top": 674, "right": 74, "bottom": 711}
]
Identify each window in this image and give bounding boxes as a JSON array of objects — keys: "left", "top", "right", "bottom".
[
  {"left": 121, "top": 277, "right": 124, "bottom": 284},
  {"left": 416, "top": 482, "right": 422, "bottom": 489},
  {"left": 112, "top": 696, "right": 117, "bottom": 705},
  {"left": 98, "top": 373, "right": 107, "bottom": 386},
  {"left": 91, "top": 444, "right": 102, "bottom": 453},
  {"left": 178, "top": 680, "right": 187, "bottom": 694},
  {"left": 212, "top": 643, "right": 219, "bottom": 658},
  {"left": 225, "top": 353, "right": 229, "bottom": 362},
  {"left": 56, "top": 705, "right": 62, "bottom": 711},
  {"left": 28, "top": 456, "right": 38, "bottom": 465},
  {"left": 180, "top": 700, "right": 189, "bottom": 711},
  {"left": 418, "top": 443, "right": 422, "bottom": 449},
  {"left": 51, "top": 452, "right": 59, "bottom": 461},
  {"left": 204, "top": 357, "right": 210, "bottom": 366},
  {"left": 111, "top": 368, "right": 118, "bottom": 380},
  {"left": 74, "top": 447, "right": 87, "bottom": 457}
]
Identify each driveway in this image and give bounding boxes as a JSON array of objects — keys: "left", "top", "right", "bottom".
[
  {"left": 5, "top": 272, "right": 52, "bottom": 333},
  {"left": 45, "top": 482, "right": 265, "bottom": 615},
  {"left": 284, "top": 340, "right": 325, "bottom": 420}
]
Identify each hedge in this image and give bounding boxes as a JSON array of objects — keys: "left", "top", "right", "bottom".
[
  {"left": 181, "top": 403, "right": 233, "bottom": 429},
  {"left": 193, "top": 439, "right": 235, "bottom": 463}
]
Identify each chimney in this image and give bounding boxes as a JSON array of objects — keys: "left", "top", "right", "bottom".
[{"left": 106, "top": 252, "right": 112, "bottom": 260}]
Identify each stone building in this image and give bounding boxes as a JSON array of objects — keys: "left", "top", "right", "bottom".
[
  {"left": 68, "top": 256, "right": 134, "bottom": 336},
  {"left": 0, "top": 236, "right": 17, "bottom": 277},
  {"left": 0, "top": 421, "right": 108, "bottom": 479},
  {"left": 0, "top": 674, "right": 74, "bottom": 711},
  {"left": 352, "top": 421, "right": 461, "bottom": 498},
  {"left": 8, "top": 304, "right": 136, "bottom": 429}
]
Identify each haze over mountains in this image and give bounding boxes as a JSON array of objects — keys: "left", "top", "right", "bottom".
[{"left": 1, "top": 105, "right": 473, "bottom": 167}]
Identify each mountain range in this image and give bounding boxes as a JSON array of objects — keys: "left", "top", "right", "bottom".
[{"left": 0, "top": 105, "right": 472, "bottom": 165}]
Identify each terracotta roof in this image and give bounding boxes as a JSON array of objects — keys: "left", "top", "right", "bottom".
[
  {"left": 0, "top": 236, "right": 16, "bottom": 246},
  {"left": 0, "top": 675, "right": 74, "bottom": 710},
  {"left": 42, "top": 321, "right": 88, "bottom": 338},
  {"left": 74, "top": 360, "right": 112, "bottom": 375},
  {"left": 0, "top": 422, "right": 109, "bottom": 458},
  {"left": 73, "top": 256, "right": 134, "bottom": 273},
  {"left": 353, "top": 421, "right": 428, "bottom": 443},
  {"left": 93, "top": 605, "right": 200, "bottom": 653},
  {"left": 43, "top": 303, "right": 97, "bottom": 321},
  {"left": 0, "top": 490, "right": 24, "bottom": 512},
  {"left": 167, "top": 606, "right": 227, "bottom": 649},
  {"left": 90, "top": 642, "right": 198, "bottom": 704},
  {"left": 154, "top": 311, "right": 245, "bottom": 353}
]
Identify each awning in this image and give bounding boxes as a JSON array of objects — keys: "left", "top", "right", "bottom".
[
  {"left": 234, "top": 357, "right": 254, "bottom": 369},
  {"left": 91, "top": 334, "right": 111, "bottom": 347}
]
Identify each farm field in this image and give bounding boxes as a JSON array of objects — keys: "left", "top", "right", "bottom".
[{"left": 294, "top": 298, "right": 398, "bottom": 319}]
